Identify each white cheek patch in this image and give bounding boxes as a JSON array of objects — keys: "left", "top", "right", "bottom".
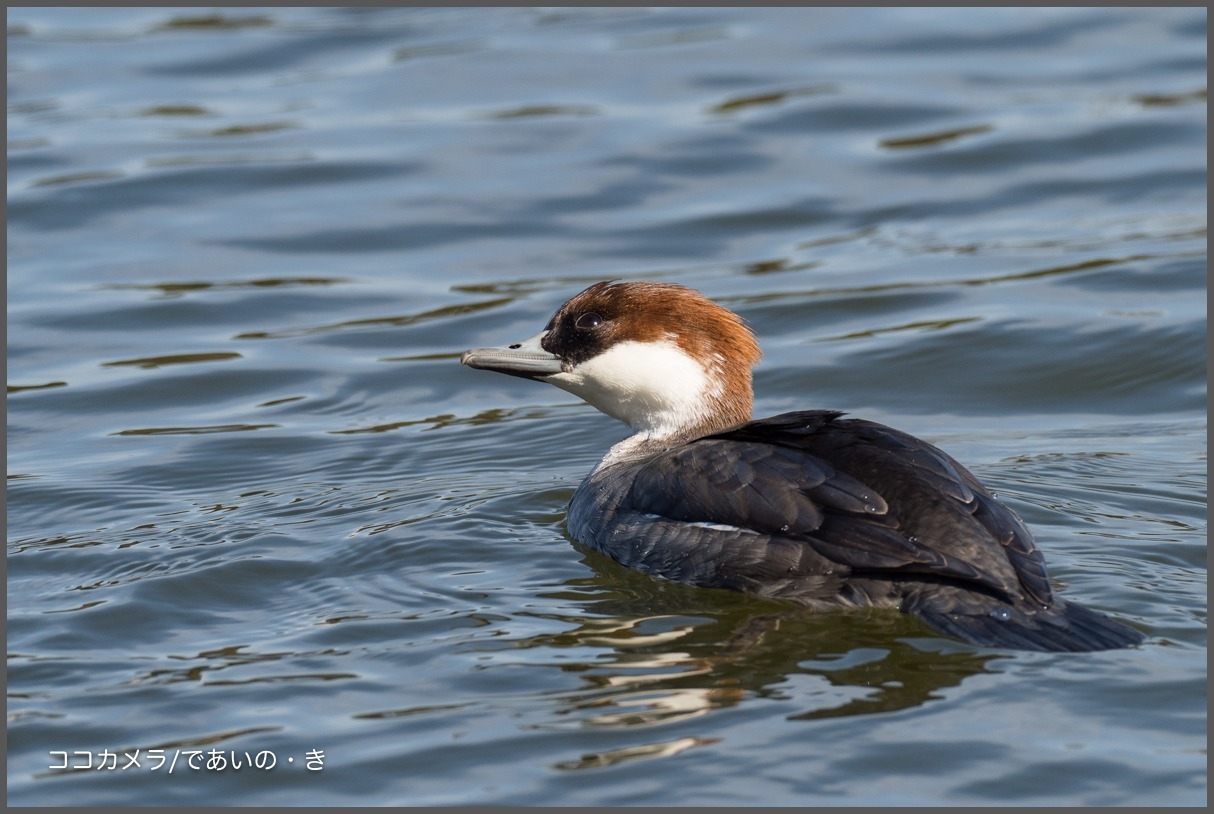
[{"left": 547, "top": 340, "right": 714, "bottom": 435}]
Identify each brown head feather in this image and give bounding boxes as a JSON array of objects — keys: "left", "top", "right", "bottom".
[{"left": 551, "top": 281, "right": 761, "bottom": 435}]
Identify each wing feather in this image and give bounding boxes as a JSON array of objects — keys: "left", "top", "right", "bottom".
[{"left": 616, "top": 410, "right": 1052, "bottom": 606}]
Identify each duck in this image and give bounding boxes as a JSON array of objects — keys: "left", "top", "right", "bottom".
[{"left": 461, "top": 280, "right": 1143, "bottom": 651}]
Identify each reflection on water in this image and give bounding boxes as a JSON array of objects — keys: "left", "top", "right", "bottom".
[{"left": 528, "top": 556, "right": 998, "bottom": 734}]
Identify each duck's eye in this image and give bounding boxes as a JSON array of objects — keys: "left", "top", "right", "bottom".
[{"left": 575, "top": 312, "right": 603, "bottom": 330}]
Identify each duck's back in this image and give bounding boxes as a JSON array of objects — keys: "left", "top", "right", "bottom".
[{"left": 567, "top": 410, "right": 1142, "bottom": 652}]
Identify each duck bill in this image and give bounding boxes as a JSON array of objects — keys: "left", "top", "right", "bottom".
[{"left": 460, "top": 331, "right": 563, "bottom": 380}]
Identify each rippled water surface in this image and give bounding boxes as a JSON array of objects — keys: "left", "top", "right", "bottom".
[{"left": 7, "top": 7, "right": 1206, "bottom": 806}]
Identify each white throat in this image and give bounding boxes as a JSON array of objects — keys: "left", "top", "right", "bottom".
[{"left": 546, "top": 339, "right": 720, "bottom": 442}]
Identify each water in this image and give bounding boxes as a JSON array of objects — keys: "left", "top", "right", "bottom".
[{"left": 7, "top": 7, "right": 1206, "bottom": 806}]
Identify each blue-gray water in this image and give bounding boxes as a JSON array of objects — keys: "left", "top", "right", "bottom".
[{"left": 7, "top": 7, "right": 1206, "bottom": 806}]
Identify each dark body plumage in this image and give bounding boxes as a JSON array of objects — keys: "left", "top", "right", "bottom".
[{"left": 568, "top": 409, "right": 1143, "bottom": 652}]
